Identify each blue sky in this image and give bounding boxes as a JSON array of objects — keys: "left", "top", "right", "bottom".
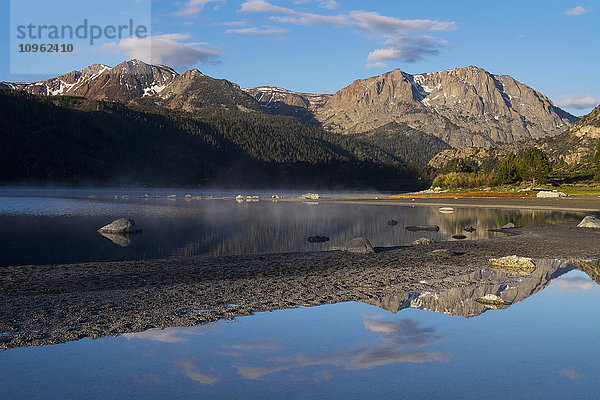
[{"left": 1, "top": 0, "right": 598, "bottom": 115}]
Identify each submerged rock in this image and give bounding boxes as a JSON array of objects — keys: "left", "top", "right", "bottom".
[
  {"left": 405, "top": 225, "right": 440, "bottom": 232},
  {"left": 412, "top": 237, "right": 435, "bottom": 246},
  {"left": 502, "top": 222, "right": 516, "bottom": 229},
  {"left": 452, "top": 234, "right": 467, "bottom": 240},
  {"left": 463, "top": 226, "right": 476, "bottom": 232},
  {"left": 489, "top": 255, "right": 536, "bottom": 273},
  {"left": 97, "top": 218, "right": 142, "bottom": 234},
  {"left": 577, "top": 216, "right": 600, "bottom": 229},
  {"left": 387, "top": 219, "right": 398, "bottom": 226},
  {"left": 340, "top": 237, "right": 374, "bottom": 254},
  {"left": 308, "top": 236, "right": 330, "bottom": 243}
]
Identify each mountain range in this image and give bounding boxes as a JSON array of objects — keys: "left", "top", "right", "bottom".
[
  {"left": 2, "top": 60, "right": 578, "bottom": 150},
  {"left": 0, "top": 59, "right": 590, "bottom": 186}
]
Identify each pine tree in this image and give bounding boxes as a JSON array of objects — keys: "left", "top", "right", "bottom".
[{"left": 518, "top": 148, "right": 551, "bottom": 185}]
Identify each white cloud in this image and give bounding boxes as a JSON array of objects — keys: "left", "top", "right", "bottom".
[
  {"left": 220, "top": 20, "right": 249, "bottom": 26},
  {"left": 366, "top": 61, "right": 388, "bottom": 69},
  {"left": 321, "top": 0, "right": 340, "bottom": 10},
  {"left": 174, "top": 0, "right": 224, "bottom": 17},
  {"left": 240, "top": 0, "right": 297, "bottom": 14},
  {"left": 349, "top": 10, "right": 457, "bottom": 35},
  {"left": 103, "top": 33, "right": 221, "bottom": 69},
  {"left": 367, "top": 36, "right": 447, "bottom": 63},
  {"left": 225, "top": 26, "right": 289, "bottom": 40},
  {"left": 238, "top": 0, "right": 456, "bottom": 64},
  {"left": 565, "top": 6, "right": 592, "bottom": 16},
  {"left": 293, "top": 0, "right": 340, "bottom": 9},
  {"left": 554, "top": 94, "right": 598, "bottom": 110}
]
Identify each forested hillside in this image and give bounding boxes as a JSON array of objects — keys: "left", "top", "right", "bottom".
[{"left": 0, "top": 89, "right": 429, "bottom": 189}]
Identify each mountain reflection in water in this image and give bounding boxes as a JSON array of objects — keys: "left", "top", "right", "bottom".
[
  {"left": 0, "top": 194, "right": 582, "bottom": 266},
  {"left": 1, "top": 266, "right": 599, "bottom": 399}
]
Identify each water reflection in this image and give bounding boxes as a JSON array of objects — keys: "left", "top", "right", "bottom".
[
  {"left": 1, "top": 271, "right": 599, "bottom": 399},
  {"left": 231, "top": 316, "right": 448, "bottom": 381},
  {"left": 0, "top": 194, "right": 582, "bottom": 266}
]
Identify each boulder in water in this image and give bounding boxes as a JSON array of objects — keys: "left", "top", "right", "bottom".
[
  {"left": 97, "top": 218, "right": 142, "bottom": 234},
  {"left": 99, "top": 232, "right": 134, "bottom": 247},
  {"left": 308, "top": 236, "right": 330, "bottom": 243},
  {"left": 405, "top": 225, "right": 439, "bottom": 232},
  {"left": 577, "top": 216, "right": 600, "bottom": 229}
]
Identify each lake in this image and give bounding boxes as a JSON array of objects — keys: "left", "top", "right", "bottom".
[
  {"left": 1, "top": 188, "right": 598, "bottom": 399},
  {"left": 0, "top": 187, "right": 583, "bottom": 266}
]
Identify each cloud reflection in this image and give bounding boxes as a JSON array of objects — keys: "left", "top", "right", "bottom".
[
  {"left": 235, "top": 317, "right": 449, "bottom": 380},
  {"left": 222, "top": 338, "right": 283, "bottom": 351},
  {"left": 552, "top": 276, "right": 595, "bottom": 292},
  {"left": 122, "top": 326, "right": 207, "bottom": 343},
  {"left": 559, "top": 369, "right": 582, "bottom": 380},
  {"left": 174, "top": 361, "right": 220, "bottom": 385}
]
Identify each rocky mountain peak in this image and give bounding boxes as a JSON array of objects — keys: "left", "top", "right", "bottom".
[
  {"left": 2, "top": 61, "right": 579, "bottom": 152},
  {"left": 313, "top": 65, "right": 576, "bottom": 147}
]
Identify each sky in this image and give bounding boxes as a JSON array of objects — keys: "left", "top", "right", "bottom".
[{"left": 1, "top": 0, "right": 598, "bottom": 116}]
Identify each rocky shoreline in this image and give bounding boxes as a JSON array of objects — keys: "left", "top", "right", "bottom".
[{"left": 1, "top": 221, "right": 600, "bottom": 350}]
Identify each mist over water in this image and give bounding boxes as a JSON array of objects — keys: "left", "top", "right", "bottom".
[{"left": 0, "top": 188, "right": 582, "bottom": 266}]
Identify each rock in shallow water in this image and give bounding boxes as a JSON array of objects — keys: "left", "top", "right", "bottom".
[
  {"left": 98, "top": 232, "right": 134, "bottom": 247},
  {"left": 577, "top": 216, "right": 600, "bottom": 229},
  {"left": 307, "top": 236, "right": 329, "bottom": 243},
  {"left": 340, "top": 237, "right": 374, "bottom": 254},
  {"left": 405, "top": 225, "right": 439, "bottom": 232},
  {"left": 97, "top": 218, "right": 142, "bottom": 234}
]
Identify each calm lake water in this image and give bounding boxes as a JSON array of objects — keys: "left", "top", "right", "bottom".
[
  {"left": 1, "top": 268, "right": 599, "bottom": 399},
  {"left": 1, "top": 188, "right": 599, "bottom": 398},
  {"left": 0, "top": 187, "right": 583, "bottom": 266}
]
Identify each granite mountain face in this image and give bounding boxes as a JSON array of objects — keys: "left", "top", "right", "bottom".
[
  {"left": 245, "top": 66, "right": 577, "bottom": 148},
  {"left": 2, "top": 60, "right": 577, "bottom": 152},
  {"left": 429, "top": 103, "right": 600, "bottom": 171},
  {"left": 1, "top": 60, "right": 262, "bottom": 114},
  {"left": 3, "top": 60, "right": 178, "bottom": 103}
]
